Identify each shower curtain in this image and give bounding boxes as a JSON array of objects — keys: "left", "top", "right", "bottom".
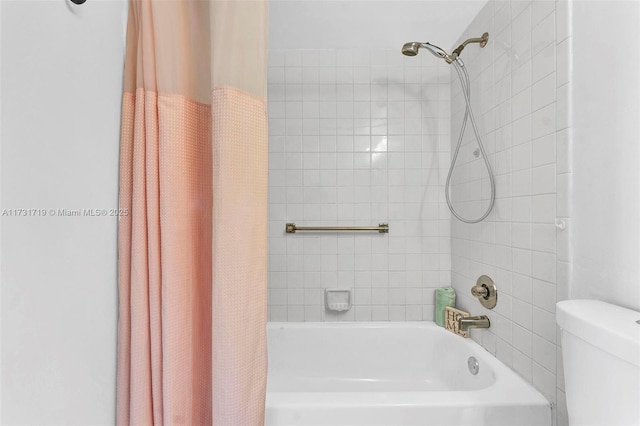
[{"left": 116, "top": 1, "right": 268, "bottom": 424}]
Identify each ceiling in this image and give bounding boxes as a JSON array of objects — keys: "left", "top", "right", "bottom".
[{"left": 269, "top": 0, "right": 489, "bottom": 50}]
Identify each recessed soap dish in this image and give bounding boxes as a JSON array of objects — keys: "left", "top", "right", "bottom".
[{"left": 325, "top": 289, "right": 352, "bottom": 312}]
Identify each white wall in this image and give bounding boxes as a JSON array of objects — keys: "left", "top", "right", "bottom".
[
  {"left": 1, "top": 1, "right": 127, "bottom": 424},
  {"left": 269, "top": 0, "right": 488, "bottom": 50},
  {"left": 267, "top": 48, "right": 452, "bottom": 321},
  {"left": 570, "top": 0, "right": 640, "bottom": 312}
]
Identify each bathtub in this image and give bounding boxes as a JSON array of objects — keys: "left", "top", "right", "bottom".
[{"left": 266, "top": 322, "right": 551, "bottom": 426}]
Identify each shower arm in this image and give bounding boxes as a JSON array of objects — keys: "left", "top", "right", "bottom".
[{"left": 447, "top": 32, "right": 489, "bottom": 63}]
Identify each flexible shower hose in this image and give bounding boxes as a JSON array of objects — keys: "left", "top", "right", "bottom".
[{"left": 445, "top": 58, "right": 495, "bottom": 223}]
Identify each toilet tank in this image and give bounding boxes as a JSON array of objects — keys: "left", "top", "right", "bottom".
[{"left": 557, "top": 300, "right": 640, "bottom": 426}]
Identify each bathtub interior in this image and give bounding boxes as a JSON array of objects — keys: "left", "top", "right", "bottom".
[
  {"left": 267, "top": 322, "right": 496, "bottom": 392},
  {"left": 266, "top": 322, "right": 552, "bottom": 426}
]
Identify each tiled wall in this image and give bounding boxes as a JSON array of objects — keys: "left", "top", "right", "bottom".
[
  {"left": 449, "top": 1, "right": 570, "bottom": 424},
  {"left": 267, "top": 49, "right": 451, "bottom": 321}
]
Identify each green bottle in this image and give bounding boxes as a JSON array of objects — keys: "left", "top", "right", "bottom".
[{"left": 435, "top": 287, "right": 456, "bottom": 327}]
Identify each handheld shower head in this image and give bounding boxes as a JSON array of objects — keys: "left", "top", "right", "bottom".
[
  {"left": 422, "top": 42, "right": 449, "bottom": 59},
  {"left": 401, "top": 42, "right": 452, "bottom": 62},
  {"left": 401, "top": 42, "right": 421, "bottom": 56}
]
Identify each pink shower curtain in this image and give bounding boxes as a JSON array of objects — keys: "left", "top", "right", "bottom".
[{"left": 116, "top": 1, "right": 268, "bottom": 424}]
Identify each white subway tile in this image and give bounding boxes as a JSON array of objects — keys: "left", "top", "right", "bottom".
[
  {"left": 511, "top": 223, "right": 532, "bottom": 249},
  {"left": 354, "top": 306, "right": 372, "bottom": 321},
  {"left": 512, "top": 87, "right": 532, "bottom": 120},
  {"left": 268, "top": 50, "right": 286, "bottom": 67},
  {"left": 556, "top": 38, "right": 570, "bottom": 87},
  {"left": 406, "top": 306, "right": 423, "bottom": 321},
  {"left": 287, "top": 306, "right": 305, "bottom": 322},
  {"left": 352, "top": 49, "right": 369, "bottom": 67},
  {"left": 532, "top": 72, "right": 556, "bottom": 111},
  {"left": 532, "top": 1, "right": 555, "bottom": 29},
  {"left": 512, "top": 31, "right": 532, "bottom": 65},
  {"left": 388, "top": 305, "right": 406, "bottom": 321},
  {"left": 285, "top": 50, "right": 303, "bottom": 67},
  {"left": 302, "top": 68, "right": 319, "bottom": 85},
  {"left": 270, "top": 306, "right": 287, "bottom": 321},
  {"left": 286, "top": 84, "right": 303, "bottom": 101},
  {"left": 532, "top": 194, "right": 556, "bottom": 223},
  {"left": 304, "top": 305, "right": 323, "bottom": 321},
  {"left": 556, "top": 83, "right": 570, "bottom": 130},
  {"left": 512, "top": 59, "right": 532, "bottom": 96},
  {"left": 513, "top": 323, "right": 533, "bottom": 356},
  {"left": 532, "top": 278, "right": 556, "bottom": 313},
  {"left": 532, "top": 163, "right": 556, "bottom": 195},
  {"left": 556, "top": 128, "right": 571, "bottom": 174},
  {"left": 555, "top": 0, "right": 570, "bottom": 40},
  {"left": 531, "top": 223, "right": 556, "bottom": 254},
  {"left": 318, "top": 67, "right": 337, "bottom": 84},
  {"left": 533, "top": 306, "right": 557, "bottom": 342},
  {"left": 531, "top": 133, "right": 555, "bottom": 167},
  {"left": 532, "top": 362, "right": 557, "bottom": 403},
  {"left": 336, "top": 49, "right": 353, "bottom": 67},
  {"left": 556, "top": 218, "right": 570, "bottom": 262},
  {"left": 269, "top": 84, "right": 286, "bottom": 101},
  {"left": 532, "top": 12, "right": 555, "bottom": 56},
  {"left": 513, "top": 297, "right": 533, "bottom": 330},
  {"left": 512, "top": 169, "right": 532, "bottom": 197},
  {"left": 370, "top": 50, "right": 387, "bottom": 67},
  {"left": 512, "top": 141, "right": 532, "bottom": 171},
  {"left": 532, "top": 102, "right": 556, "bottom": 139},
  {"left": 369, "top": 305, "right": 388, "bottom": 320}
]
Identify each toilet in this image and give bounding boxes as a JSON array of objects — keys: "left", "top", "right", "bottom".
[{"left": 557, "top": 299, "right": 640, "bottom": 425}]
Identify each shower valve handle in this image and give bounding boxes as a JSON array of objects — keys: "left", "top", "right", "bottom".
[
  {"left": 471, "top": 284, "right": 489, "bottom": 298},
  {"left": 470, "top": 275, "right": 497, "bottom": 309}
]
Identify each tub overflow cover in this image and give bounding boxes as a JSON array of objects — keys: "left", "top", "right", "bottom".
[{"left": 468, "top": 356, "right": 479, "bottom": 375}]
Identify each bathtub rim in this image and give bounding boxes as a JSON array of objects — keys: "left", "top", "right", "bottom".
[{"left": 267, "top": 320, "right": 551, "bottom": 410}]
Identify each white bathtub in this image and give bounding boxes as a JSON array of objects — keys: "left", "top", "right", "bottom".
[{"left": 266, "top": 322, "right": 551, "bottom": 426}]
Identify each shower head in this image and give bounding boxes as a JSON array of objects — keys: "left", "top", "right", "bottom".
[
  {"left": 401, "top": 41, "right": 452, "bottom": 62},
  {"left": 402, "top": 33, "right": 489, "bottom": 64},
  {"left": 401, "top": 42, "right": 421, "bottom": 56}
]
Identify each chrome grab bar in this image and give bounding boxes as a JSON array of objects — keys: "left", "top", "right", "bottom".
[{"left": 285, "top": 223, "right": 389, "bottom": 234}]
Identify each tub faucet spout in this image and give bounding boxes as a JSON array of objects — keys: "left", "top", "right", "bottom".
[{"left": 458, "top": 315, "right": 490, "bottom": 332}]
